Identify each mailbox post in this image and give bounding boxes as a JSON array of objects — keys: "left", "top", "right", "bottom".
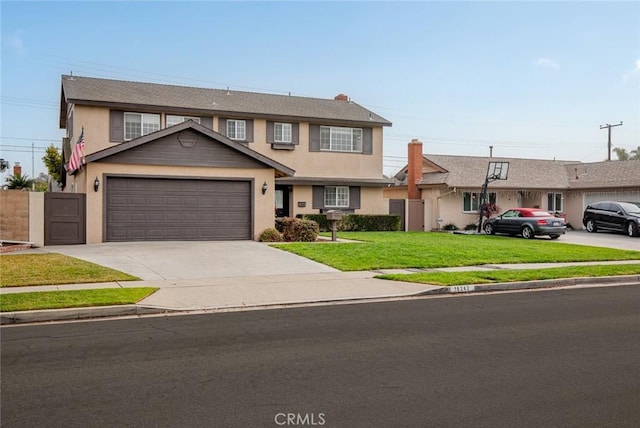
[{"left": 325, "top": 210, "right": 343, "bottom": 242}]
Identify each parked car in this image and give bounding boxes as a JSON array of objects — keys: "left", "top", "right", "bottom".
[
  {"left": 484, "top": 208, "right": 566, "bottom": 239},
  {"left": 582, "top": 201, "right": 640, "bottom": 237}
]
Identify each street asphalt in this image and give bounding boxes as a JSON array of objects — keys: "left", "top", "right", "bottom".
[{"left": 1, "top": 230, "right": 639, "bottom": 324}]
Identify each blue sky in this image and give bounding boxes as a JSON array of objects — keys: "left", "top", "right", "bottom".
[{"left": 2, "top": 1, "right": 639, "bottom": 179}]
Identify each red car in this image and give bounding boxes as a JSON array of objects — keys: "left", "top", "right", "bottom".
[{"left": 484, "top": 208, "right": 566, "bottom": 239}]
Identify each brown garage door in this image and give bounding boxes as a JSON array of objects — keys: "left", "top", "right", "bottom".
[{"left": 106, "top": 177, "right": 252, "bottom": 241}]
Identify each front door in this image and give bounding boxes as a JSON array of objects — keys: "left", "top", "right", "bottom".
[{"left": 275, "top": 185, "right": 291, "bottom": 217}]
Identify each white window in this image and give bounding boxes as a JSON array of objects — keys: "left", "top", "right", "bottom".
[
  {"left": 324, "top": 186, "right": 349, "bottom": 208},
  {"left": 547, "top": 193, "right": 563, "bottom": 212},
  {"left": 227, "top": 120, "right": 246, "bottom": 140},
  {"left": 463, "top": 192, "right": 496, "bottom": 212},
  {"left": 320, "top": 126, "right": 363, "bottom": 152},
  {"left": 166, "top": 115, "right": 201, "bottom": 127},
  {"left": 124, "top": 113, "right": 160, "bottom": 140},
  {"left": 274, "top": 123, "right": 292, "bottom": 143}
]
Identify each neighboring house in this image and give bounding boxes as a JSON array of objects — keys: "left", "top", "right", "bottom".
[
  {"left": 385, "top": 139, "right": 640, "bottom": 231},
  {"left": 59, "top": 75, "right": 392, "bottom": 243}
]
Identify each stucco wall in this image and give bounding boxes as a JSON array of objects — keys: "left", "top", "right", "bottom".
[
  {"left": 0, "top": 190, "right": 29, "bottom": 241},
  {"left": 29, "top": 192, "right": 45, "bottom": 247},
  {"left": 82, "top": 163, "right": 276, "bottom": 243}
]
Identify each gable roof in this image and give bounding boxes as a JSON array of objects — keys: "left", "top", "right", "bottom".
[
  {"left": 85, "top": 121, "right": 295, "bottom": 177},
  {"left": 566, "top": 160, "right": 640, "bottom": 189},
  {"left": 60, "top": 75, "right": 392, "bottom": 128},
  {"left": 417, "top": 154, "right": 580, "bottom": 189}
]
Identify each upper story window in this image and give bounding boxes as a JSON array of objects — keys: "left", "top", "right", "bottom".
[
  {"left": 274, "top": 123, "right": 292, "bottom": 143},
  {"left": 324, "top": 186, "right": 350, "bottom": 208},
  {"left": 547, "top": 193, "right": 563, "bottom": 212},
  {"left": 124, "top": 112, "right": 160, "bottom": 140},
  {"left": 166, "top": 115, "right": 201, "bottom": 127},
  {"left": 320, "top": 126, "right": 363, "bottom": 152},
  {"left": 227, "top": 119, "right": 246, "bottom": 141}
]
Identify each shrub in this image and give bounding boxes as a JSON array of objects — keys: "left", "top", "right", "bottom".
[
  {"left": 464, "top": 222, "right": 477, "bottom": 231},
  {"left": 299, "top": 214, "right": 331, "bottom": 231},
  {"left": 275, "top": 217, "right": 296, "bottom": 233},
  {"left": 442, "top": 222, "right": 459, "bottom": 231},
  {"left": 259, "top": 228, "right": 283, "bottom": 242},
  {"left": 282, "top": 218, "right": 319, "bottom": 242}
]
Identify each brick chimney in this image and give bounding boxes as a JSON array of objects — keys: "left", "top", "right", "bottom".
[
  {"left": 13, "top": 162, "right": 22, "bottom": 177},
  {"left": 407, "top": 139, "right": 423, "bottom": 200},
  {"left": 334, "top": 94, "right": 349, "bottom": 101}
]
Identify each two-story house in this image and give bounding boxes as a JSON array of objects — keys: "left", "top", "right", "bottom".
[{"left": 59, "top": 75, "right": 392, "bottom": 243}]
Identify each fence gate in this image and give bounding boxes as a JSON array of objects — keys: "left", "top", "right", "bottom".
[
  {"left": 45, "top": 193, "right": 86, "bottom": 245},
  {"left": 407, "top": 200, "right": 425, "bottom": 231},
  {"left": 389, "top": 199, "right": 406, "bottom": 231}
]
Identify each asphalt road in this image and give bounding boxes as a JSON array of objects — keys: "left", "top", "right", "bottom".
[{"left": 2, "top": 286, "right": 640, "bottom": 428}]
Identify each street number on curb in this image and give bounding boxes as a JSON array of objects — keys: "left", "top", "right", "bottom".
[{"left": 449, "top": 285, "right": 475, "bottom": 293}]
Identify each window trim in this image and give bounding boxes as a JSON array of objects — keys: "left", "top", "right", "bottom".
[
  {"left": 227, "top": 119, "right": 246, "bottom": 141},
  {"left": 324, "top": 186, "right": 350, "bottom": 208},
  {"left": 319, "top": 126, "right": 363, "bottom": 153},
  {"left": 274, "top": 122, "right": 293, "bottom": 143},
  {"left": 547, "top": 192, "right": 563, "bottom": 212},
  {"left": 124, "top": 112, "right": 160, "bottom": 141},
  {"left": 166, "top": 115, "right": 201, "bottom": 127}
]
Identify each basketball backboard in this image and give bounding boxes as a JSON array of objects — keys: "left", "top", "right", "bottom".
[{"left": 487, "top": 161, "right": 509, "bottom": 181}]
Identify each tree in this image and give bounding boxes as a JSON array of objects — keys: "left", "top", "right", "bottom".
[
  {"left": 42, "top": 144, "right": 63, "bottom": 184},
  {"left": 630, "top": 146, "right": 640, "bottom": 160},
  {"left": 4, "top": 173, "right": 34, "bottom": 190},
  {"left": 613, "top": 147, "right": 629, "bottom": 161}
]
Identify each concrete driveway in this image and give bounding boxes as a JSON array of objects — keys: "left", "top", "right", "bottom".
[
  {"left": 45, "top": 241, "right": 338, "bottom": 281},
  {"left": 560, "top": 230, "right": 640, "bottom": 251}
]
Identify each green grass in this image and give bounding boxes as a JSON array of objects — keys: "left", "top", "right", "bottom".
[
  {"left": 376, "top": 263, "right": 640, "bottom": 286},
  {"left": 272, "top": 232, "right": 640, "bottom": 271},
  {"left": 0, "top": 254, "right": 139, "bottom": 287},
  {"left": 0, "top": 287, "right": 158, "bottom": 312}
]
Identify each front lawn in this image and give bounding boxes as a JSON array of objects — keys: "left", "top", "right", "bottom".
[
  {"left": 0, "top": 288, "right": 158, "bottom": 312},
  {"left": 272, "top": 232, "right": 640, "bottom": 271},
  {"left": 0, "top": 254, "right": 139, "bottom": 287},
  {"left": 377, "top": 264, "right": 640, "bottom": 286}
]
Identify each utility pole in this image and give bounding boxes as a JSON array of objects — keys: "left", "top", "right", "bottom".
[{"left": 600, "top": 121, "right": 623, "bottom": 161}]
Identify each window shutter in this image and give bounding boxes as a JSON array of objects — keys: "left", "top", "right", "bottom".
[
  {"left": 312, "top": 186, "right": 324, "bottom": 209},
  {"left": 362, "top": 128, "right": 373, "bottom": 155},
  {"left": 218, "top": 118, "right": 227, "bottom": 136},
  {"left": 266, "top": 121, "right": 275, "bottom": 144},
  {"left": 245, "top": 119, "right": 254, "bottom": 142},
  {"left": 200, "top": 116, "right": 213, "bottom": 130},
  {"left": 68, "top": 112, "right": 74, "bottom": 143},
  {"left": 292, "top": 123, "right": 300, "bottom": 145},
  {"left": 110, "top": 110, "right": 124, "bottom": 142},
  {"left": 349, "top": 187, "right": 361, "bottom": 209},
  {"left": 309, "top": 125, "right": 320, "bottom": 152}
]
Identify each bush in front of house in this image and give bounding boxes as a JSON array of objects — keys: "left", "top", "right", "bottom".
[
  {"left": 442, "top": 222, "right": 459, "bottom": 231},
  {"left": 298, "top": 214, "right": 401, "bottom": 232},
  {"left": 275, "top": 217, "right": 296, "bottom": 233},
  {"left": 259, "top": 228, "right": 283, "bottom": 242},
  {"left": 464, "top": 223, "right": 477, "bottom": 231},
  {"left": 282, "top": 218, "right": 319, "bottom": 242}
]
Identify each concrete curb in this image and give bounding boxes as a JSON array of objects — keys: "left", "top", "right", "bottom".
[
  {"left": 416, "top": 274, "right": 640, "bottom": 295},
  {"left": 2, "top": 275, "right": 638, "bottom": 325}
]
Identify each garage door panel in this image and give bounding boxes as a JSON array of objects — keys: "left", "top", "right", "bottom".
[{"left": 106, "top": 177, "right": 252, "bottom": 241}]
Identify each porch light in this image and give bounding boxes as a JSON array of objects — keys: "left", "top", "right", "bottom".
[
  {"left": 262, "top": 181, "right": 268, "bottom": 195},
  {"left": 94, "top": 177, "right": 100, "bottom": 192}
]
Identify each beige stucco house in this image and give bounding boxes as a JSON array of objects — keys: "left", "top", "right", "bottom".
[
  {"left": 385, "top": 140, "right": 640, "bottom": 231},
  {"left": 59, "top": 75, "right": 392, "bottom": 243}
]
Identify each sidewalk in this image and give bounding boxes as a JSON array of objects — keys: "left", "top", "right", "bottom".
[{"left": 2, "top": 260, "right": 640, "bottom": 325}]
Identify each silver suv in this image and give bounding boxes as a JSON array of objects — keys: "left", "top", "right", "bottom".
[{"left": 582, "top": 201, "right": 640, "bottom": 237}]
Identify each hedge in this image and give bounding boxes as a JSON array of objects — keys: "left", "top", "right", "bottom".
[{"left": 298, "top": 214, "right": 401, "bottom": 232}]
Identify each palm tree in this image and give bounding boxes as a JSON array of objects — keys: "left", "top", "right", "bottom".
[{"left": 3, "top": 173, "right": 34, "bottom": 190}]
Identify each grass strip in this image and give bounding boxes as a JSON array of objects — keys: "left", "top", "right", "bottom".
[
  {"left": 376, "top": 264, "right": 640, "bottom": 286},
  {"left": 273, "top": 232, "right": 640, "bottom": 271},
  {"left": 1, "top": 254, "right": 139, "bottom": 287},
  {"left": 0, "top": 287, "right": 158, "bottom": 312}
]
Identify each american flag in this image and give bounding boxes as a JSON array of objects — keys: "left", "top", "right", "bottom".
[{"left": 67, "top": 128, "right": 85, "bottom": 174}]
